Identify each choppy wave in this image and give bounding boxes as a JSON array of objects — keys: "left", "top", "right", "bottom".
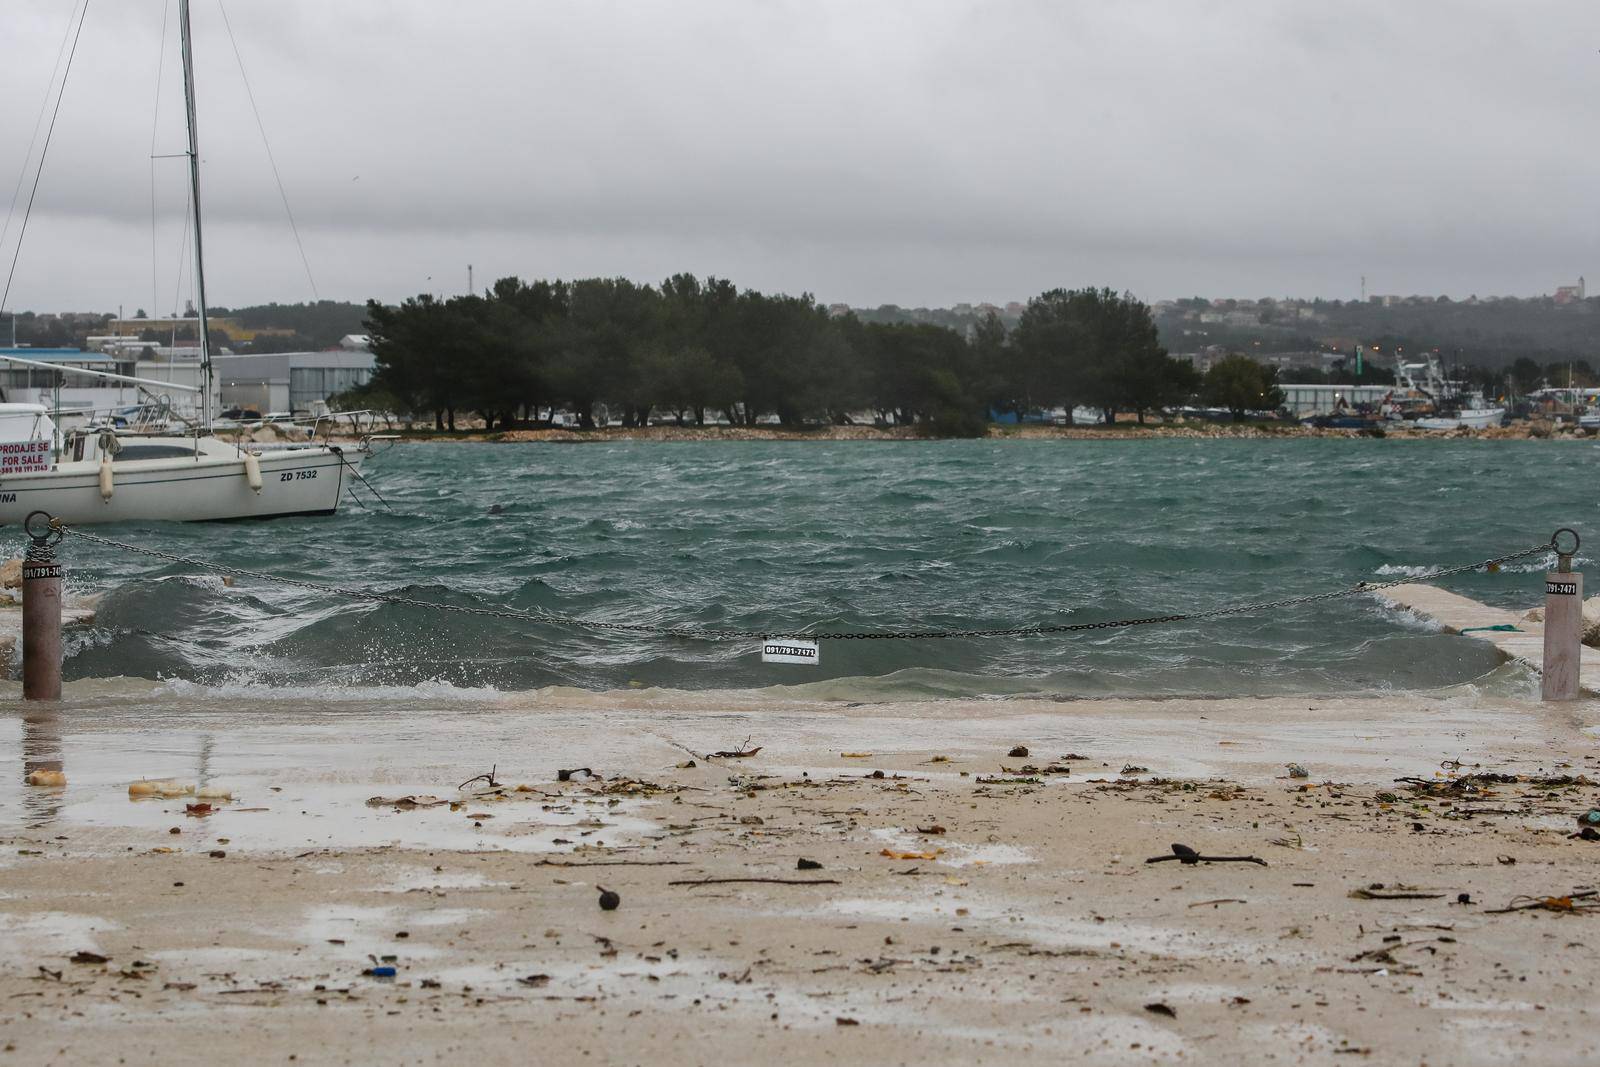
[{"left": 38, "top": 438, "right": 1589, "bottom": 701}]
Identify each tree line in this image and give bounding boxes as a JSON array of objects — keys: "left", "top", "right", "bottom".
[{"left": 359, "top": 275, "right": 1289, "bottom": 432}]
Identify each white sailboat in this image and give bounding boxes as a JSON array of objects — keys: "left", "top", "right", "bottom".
[{"left": 0, "top": 0, "right": 370, "bottom": 525}]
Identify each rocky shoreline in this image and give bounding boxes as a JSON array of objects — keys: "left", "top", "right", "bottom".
[{"left": 314, "top": 419, "right": 1596, "bottom": 444}]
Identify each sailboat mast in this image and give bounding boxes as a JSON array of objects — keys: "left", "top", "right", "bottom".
[{"left": 178, "top": 0, "right": 213, "bottom": 430}]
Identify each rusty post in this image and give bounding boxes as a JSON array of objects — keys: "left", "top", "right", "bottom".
[
  {"left": 1542, "top": 528, "right": 1583, "bottom": 702},
  {"left": 21, "top": 511, "right": 62, "bottom": 701}
]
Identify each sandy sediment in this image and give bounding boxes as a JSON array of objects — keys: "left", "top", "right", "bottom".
[{"left": 3, "top": 689, "right": 1599, "bottom": 1064}]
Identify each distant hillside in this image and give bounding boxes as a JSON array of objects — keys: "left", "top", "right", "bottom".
[
  {"left": 1153, "top": 296, "right": 1600, "bottom": 369},
  {"left": 853, "top": 294, "right": 1600, "bottom": 369},
  {"left": 214, "top": 301, "right": 367, "bottom": 350}
]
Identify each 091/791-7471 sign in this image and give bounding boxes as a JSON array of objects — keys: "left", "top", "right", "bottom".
[{"left": 761, "top": 639, "right": 820, "bottom": 665}]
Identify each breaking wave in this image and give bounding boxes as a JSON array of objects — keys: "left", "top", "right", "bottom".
[{"left": 36, "top": 438, "right": 1587, "bottom": 701}]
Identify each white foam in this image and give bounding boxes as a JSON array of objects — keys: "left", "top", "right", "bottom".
[{"left": 152, "top": 677, "right": 506, "bottom": 703}]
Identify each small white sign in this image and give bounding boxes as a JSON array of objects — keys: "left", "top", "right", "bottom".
[{"left": 761, "top": 639, "right": 820, "bottom": 665}]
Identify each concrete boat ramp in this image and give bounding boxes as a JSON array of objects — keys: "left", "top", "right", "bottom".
[{"left": 1377, "top": 583, "right": 1600, "bottom": 686}]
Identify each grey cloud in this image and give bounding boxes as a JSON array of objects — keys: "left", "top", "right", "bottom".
[{"left": 3, "top": 0, "right": 1597, "bottom": 313}]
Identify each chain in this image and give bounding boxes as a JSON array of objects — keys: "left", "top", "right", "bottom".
[{"left": 51, "top": 521, "right": 1556, "bottom": 644}]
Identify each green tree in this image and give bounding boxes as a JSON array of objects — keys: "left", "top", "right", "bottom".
[
  {"left": 1202, "top": 355, "right": 1285, "bottom": 421},
  {"left": 1509, "top": 357, "right": 1544, "bottom": 394},
  {"left": 1011, "top": 287, "right": 1183, "bottom": 424}
]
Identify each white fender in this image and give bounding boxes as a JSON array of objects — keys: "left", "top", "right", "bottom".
[
  {"left": 243, "top": 451, "right": 263, "bottom": 493},
  {"left": 98, "top": 454, "right": 113, "bottom": 501}
]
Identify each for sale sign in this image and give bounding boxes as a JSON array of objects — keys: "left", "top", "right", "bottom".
[{"left": 0, "top": 440, "right": 50, "bottom": 474}]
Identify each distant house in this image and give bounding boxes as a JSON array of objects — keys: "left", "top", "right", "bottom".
[{"left": 1554, "top": 278, "right": 1586, "bottom": 306}]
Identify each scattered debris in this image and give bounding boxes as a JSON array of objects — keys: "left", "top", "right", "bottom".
[
  {"left": 1145, "top": 1002, "right": 1177, "bottom": 1018},
  {"left": 557, "top": 767, "right": 595, "bottom": 782},
  {"left": 668, "top": 877, "right": 841, "bottom": 887},
  {"left": 1008, "top": 745, "right": 1030, "bottom": 758},
  {"left": 24, "top": 769, "right": 65, "bottom": 787},
  {"left": 797, "top": 858, "right": 824, "bottom": 870},
  {"left": 597, "top": 887, "right": 621, "bottom": 911},
  {"left": 881, "top": 848, "right": 942, "bottom": 860},
  {"left": 1286, "top": 763, "right": 1309, "bottom": 779},
  {"left": 365, "top": 795, "right": 448, "bottom": 809},
  {"left": 1121, "top": 764, "right": 1150, "bottom": 775},
  {"left": 69, "top": 951, "right": 109, "bottom": 965},
  {"left": 1348, "top": 885, "right": 1445, "bottom": 901},
  {"left": 1145, "top": 843, "right": 1267, "bottom": 867},
  {"left": 915, "top": 825, "right": 947, "bottom": 835},
  {"left": 535, "top": 858, "right": 687, "bottom": 868},
  {"left": 1485, "top": 891, "right": 1599, "bottom": 915},
  {"left": 129, "top": 779, "right": 193, "bottom": 798},
  {"left": 457, "top": 765, "right": 500, "bottom": 790},
  {"left": 708, "top": 737, "right": 763, "bottom": 759}
]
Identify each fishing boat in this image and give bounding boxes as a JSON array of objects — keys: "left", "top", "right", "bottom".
[
  {"left": 1394, "top": 356, "right": 1504, "bottom": 431},
  {"left": 0, "top": 0, "right": 371, "bottom": 525},
  {"left": 1413, "top": 407, "right": 1505, "bottom": 431}
]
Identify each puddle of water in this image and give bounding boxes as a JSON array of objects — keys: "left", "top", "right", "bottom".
[
  {"left": 867, "top": 827, "right": 1035, "bottom": 868},
  {"left": 22, "top": 778, "right": 662, "bottom": 857},
  {"left": 0, "top": 911, "right": 120, "bottom": 967},
  {"left": 812, "top": 889, "right": 1312, "bottom": 968},
  {"left": 373, "top": 867, "right": 507, "bottom": 893}
]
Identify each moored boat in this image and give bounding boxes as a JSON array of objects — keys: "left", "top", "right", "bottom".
[
  {"left": 0, "top": 0, "right": 373, "bottom": 525},
  {"left": 0, "top": 404, "right": 362, "bottom": 524},
  {"left": 1414, "top": 407, "right": 1506, "bottom": 431}
]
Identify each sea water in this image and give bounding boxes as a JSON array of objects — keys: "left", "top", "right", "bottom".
[{"left": 47, "top": 438, "right": 1596, "bottom": 700}]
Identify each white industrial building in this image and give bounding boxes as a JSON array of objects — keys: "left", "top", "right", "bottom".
[
  {"left": 0, "top": 347, "right": 216, "bottom": 422},
  {"left": 1278, "top": 383, "right": 1393, "bottom": 417},
  {"left": 214, "top": 350, "right": 376, "bottom": 416}
]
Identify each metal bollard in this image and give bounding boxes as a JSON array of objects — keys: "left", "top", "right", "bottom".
[
  {"left": 21, "top": 511, "right": 62, "bottom": 701},
  {"left": 1541, "top": 528, "right": 1583, "bottom": 702}
]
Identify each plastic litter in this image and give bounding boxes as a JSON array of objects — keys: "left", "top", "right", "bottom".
[
  {"left": 25, "top": 769, "right": 66, "bottom": 787},
  {"left": 1287, "top": 763, "right": 1310, "bottom": 779},
  {"left": 129, "top": 779, "right": 194, "bottom": 798},
  {"left": 364, "top": 795, "right": 447, "bottom": 809}
]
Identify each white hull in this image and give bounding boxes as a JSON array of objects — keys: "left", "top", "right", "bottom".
[
  {"left": 0, "top": 443, "right": 357, "bottom": 525},
  {"left": 1415, "top": 408, "right": 1504, "bottom": 431}
]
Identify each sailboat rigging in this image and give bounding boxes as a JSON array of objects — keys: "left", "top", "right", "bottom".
[{"left": 0, "top": 0, "right": 379, "bottom": 525}]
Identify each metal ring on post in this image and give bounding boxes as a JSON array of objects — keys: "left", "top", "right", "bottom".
[
  {"left": 23, "top": 510, "right": 61, "bottom": 547},
  {"left": 1552, "top": 528, "right": 1581, "bottom": 557}
]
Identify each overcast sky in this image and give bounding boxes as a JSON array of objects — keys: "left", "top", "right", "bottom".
[{"left": 2, "top": 0, "right": 1597, "bottom": 314}]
